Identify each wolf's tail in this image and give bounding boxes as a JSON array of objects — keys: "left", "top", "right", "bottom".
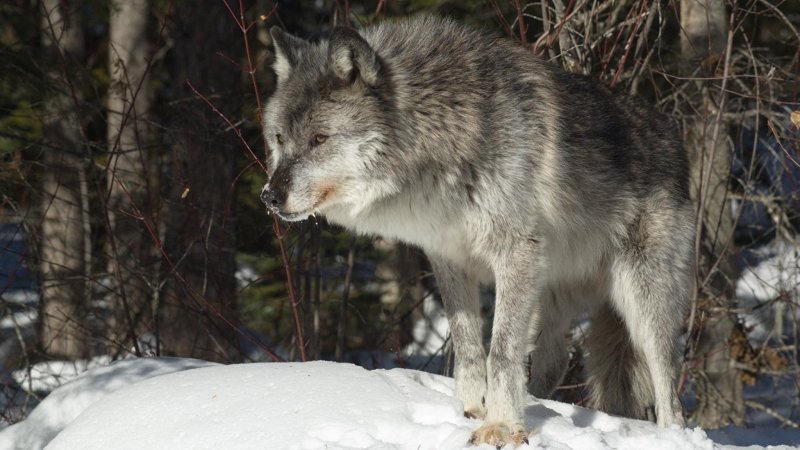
[{"left": 585, "top": 303, "right": 656, "bottom": 421}]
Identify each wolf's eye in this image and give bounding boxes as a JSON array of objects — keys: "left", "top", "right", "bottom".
[
  {"left": 312, "top": 134, "right": 328, "bottom": 146},
  {"left": 276, "top": 134, "right": 284, "bottom": 145}
]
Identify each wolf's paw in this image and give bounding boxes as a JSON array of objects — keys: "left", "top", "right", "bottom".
[
  {"left": 468, "top": 422, "right": 529, "bottom": 448},
  {"left": 464, "top": 405, "right": 487, "bottom": 419}
]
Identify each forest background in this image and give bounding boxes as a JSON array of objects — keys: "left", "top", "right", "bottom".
[{"left": 1, "top": 0, "right": 799, "bottom": 430}]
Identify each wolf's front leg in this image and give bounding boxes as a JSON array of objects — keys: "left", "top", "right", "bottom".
[
  {"left": 428, "top": 255, "right": 487, "bottom": 419},
  {"left": 470, "top": 242, "right": 540, "bottom": 448}
]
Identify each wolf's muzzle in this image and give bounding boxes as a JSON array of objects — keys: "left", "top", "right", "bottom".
[{"left": 260, "top": 184, "right": 286, "bottom": 210}]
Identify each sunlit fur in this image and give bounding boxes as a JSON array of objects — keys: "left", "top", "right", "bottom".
[{"left": 262, "top": 16, "right": 694, "bottom": 446}]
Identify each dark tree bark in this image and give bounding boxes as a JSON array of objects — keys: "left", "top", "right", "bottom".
[{"left": 158, "top": 2, "right": 243, "bottom": 362}]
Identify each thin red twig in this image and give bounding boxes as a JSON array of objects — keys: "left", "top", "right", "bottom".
[
  {"left": 214, "top": 0, "right": 307, "bottom": 362},
  {"left": 610, "top": 1, "right": 649, "bottom": 87},
  {"left": 513, "top": 0, "right": 527, "bottom": 45}
]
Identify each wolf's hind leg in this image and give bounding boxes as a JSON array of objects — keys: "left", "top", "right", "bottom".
[
  {"left": 429, "top": 255, "right": 487, "bottom": 418},
  {"left": 607, "top": 204, "right": 692, "bottom": 427}
]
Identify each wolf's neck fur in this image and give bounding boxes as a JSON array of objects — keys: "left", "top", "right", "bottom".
[{"left": 324, "top": 165, "right": 476, "bottom": 265}]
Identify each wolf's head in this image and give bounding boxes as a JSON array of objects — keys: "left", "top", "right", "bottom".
[{"left": 261, "top": 26, "right": 398, "bottom": 222}]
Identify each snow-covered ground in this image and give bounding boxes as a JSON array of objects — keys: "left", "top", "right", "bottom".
[
  {"left": 0, "top": 358, "right": 217, "bottom": 449},
  {"left": 1, "top": 358, "right": 798, "bottom": 450},
  {"left": 11, "top": 357, "right": 112, "bottom": 393},
  {"left": 403, "top": 294, "right": 449, "bottom": 358},
  {"left": 737, "top": 239, "right": 800, "bottom": 342}
]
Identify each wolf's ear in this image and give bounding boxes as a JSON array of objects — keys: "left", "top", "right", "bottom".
[
  {"left": 270, "top": 26, "right": 307, "bottom": 81},
  {"left": 328, "top": 27, "right": 380, "bottom": 87}
]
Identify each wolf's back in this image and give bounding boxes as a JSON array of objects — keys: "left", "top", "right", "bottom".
[{"left": 361, "top": 16, "right": 689, "bottom": 220}]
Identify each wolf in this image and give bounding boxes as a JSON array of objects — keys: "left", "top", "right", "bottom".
[{"left": 260, "top": 16, "right": 693, "bottom": 447}]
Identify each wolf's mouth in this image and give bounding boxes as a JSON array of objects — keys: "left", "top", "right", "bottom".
[
  {"left": 268, "top": 187, "right": 335, "bottom": 223},
  {"left": 274, "top": 210, "right": 313, "bottom": 222}
]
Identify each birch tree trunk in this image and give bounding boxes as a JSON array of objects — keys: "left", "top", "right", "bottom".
[
  {"left": 106, "top": 0, "right": 153, "bottom": 354},
  {"left": 39, "top": 0, "right": 88, "bottom": 359}
]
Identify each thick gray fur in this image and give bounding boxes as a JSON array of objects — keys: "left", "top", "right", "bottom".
[{"left": 261, "top": 16, "right": 694, "bottom": 446}]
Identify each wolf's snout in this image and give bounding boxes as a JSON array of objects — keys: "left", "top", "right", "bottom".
[{"left": 260, "top": 185, "right": 286, "bottom": 209}]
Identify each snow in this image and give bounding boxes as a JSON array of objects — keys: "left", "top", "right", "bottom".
[
  {"left": 0, "top": 309, "right": 37, "bottom": 332},
  {"left": 1, "top": 358, "right": 798, "bottom": 450},
  {"left": 737, "top": 240, "right": 800, "bottom": 341},
  {"left": 0, "top": 357, "right": 216, "bottom": 450},
  {"left": 11, "top": 357, "right": 113, "bottom": 393},
  {"left": 0, "top": 289, "right": 37, "bottom": 306},
  {"left": 403, "top": 294, "right": 449, "bottom": 357}
]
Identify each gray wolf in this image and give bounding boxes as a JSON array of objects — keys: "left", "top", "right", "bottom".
[{"left": 261, "top": 16, "right": 693, "bottom": 447}]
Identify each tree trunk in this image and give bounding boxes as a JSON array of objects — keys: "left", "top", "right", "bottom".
[
  {"left": 106, "top": 0, "right": 153, "bottom": 355},
  {"left": 680, "top": 0, "right": 744, "bottom": 428},
  {"left": 38, "top": 0, "right": 89, "bottom": 359},
  {"left": 158, "top": 2, "right": 242, "bottom": 362}
]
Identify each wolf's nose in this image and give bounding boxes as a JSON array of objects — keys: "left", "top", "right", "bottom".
[{"left": 260, "top": 186, "right": 285, "bottom": 209}]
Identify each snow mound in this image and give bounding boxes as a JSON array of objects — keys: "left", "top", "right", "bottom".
[
  {"left": 0, "top": 357, "right": 217, "bottom": 450},
  {"left": 44, "top": 361, "right": 472, "bottom": 450},
  {"left": 2, "top": 359, "right": 798, "bottom": 449}
]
